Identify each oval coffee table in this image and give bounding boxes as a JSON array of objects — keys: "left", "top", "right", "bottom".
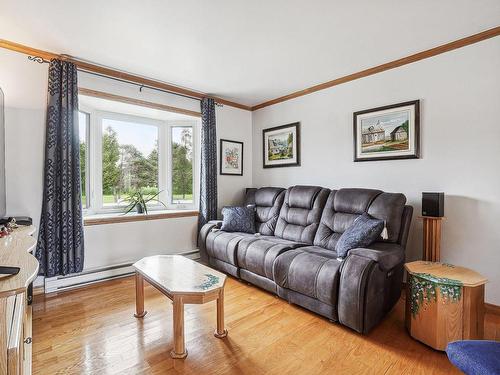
[{"left": 133, "top": 255, "right": 228, "bottom": 359}]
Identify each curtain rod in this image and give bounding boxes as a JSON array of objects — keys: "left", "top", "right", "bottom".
[{"left": 28, "top": 55, "right": 223, "bottom": 106}]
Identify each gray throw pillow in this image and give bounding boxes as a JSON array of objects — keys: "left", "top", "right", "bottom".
[
  {"left": 335, "top": 213, "right": 384, "bottom": 258},
  {"left": 221, "top": 206, "right": 256, "bottom": 233}
]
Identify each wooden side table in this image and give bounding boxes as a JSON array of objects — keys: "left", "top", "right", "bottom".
[{"left": 405, "top": 261, "right": 487, "bottom": 351}]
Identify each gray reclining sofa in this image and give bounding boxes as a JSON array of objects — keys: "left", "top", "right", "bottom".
[{"left": 199, "top": 185, "right": 413, "bottom": 334}]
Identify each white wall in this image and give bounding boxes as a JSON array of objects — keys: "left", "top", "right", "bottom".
[
  {"left": 0, "top": 48, "right": 252, "bottom": 270},
  {"left": 252, "top": 38, "right": 500, "bottom": 304}
]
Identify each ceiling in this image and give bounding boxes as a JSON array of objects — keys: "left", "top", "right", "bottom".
[
  {"left": 79, "top": 95, "right": 197, "bottom": 121},
  {"left": 1, "top": 0, "right": 499, "bottom": 107}
]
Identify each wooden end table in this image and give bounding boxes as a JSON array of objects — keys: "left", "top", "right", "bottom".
[
  {"left": 133, "top": 255, "right": 228, "bottom": 359},
  {"left": 405, "top": 261, "right": 487, "bottom": 351}
]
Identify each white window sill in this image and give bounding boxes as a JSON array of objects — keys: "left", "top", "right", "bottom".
[{"left": 83, "top": 209, "right": 199, "bottom": 226}]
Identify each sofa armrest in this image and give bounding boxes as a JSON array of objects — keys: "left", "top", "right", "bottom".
[
  {"left": 337, "top": 243, "right": 405, "bottom": 334},
  {"left": 198, "top": 220, "right": 223, "bottom": 262},
  {"left": 207, "top": 220, "right": 223, "bottom": 229},
  {"left": 349, "top": 246, "right": 404, "bottom": 272}
]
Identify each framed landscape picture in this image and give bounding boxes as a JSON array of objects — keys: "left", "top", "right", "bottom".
[
  {"left": 353, "top": 100, "right": 420, "bottom": 162},
  {"left": 263, "top": 122, "right": 300, "bottom": 168},
  {"left": 220, "top": 139, "right": 243, "bottom": 175}
]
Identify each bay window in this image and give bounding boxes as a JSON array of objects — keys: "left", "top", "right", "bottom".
[{"left": 78, "top": 106, "right": 199, "bottom": 215}]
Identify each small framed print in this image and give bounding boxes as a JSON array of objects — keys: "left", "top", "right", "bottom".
[
  {"left": 220, "top": 139, "right": 243, "bottom": 176},
  {"left": 353, "top": 100, "right": 420, "bottom": 162},
  {"left": 263, "top": 122, "right": 301, "bottom": 168}
]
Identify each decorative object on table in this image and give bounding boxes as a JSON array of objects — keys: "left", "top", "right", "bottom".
[
  {"left": 0, "top": 216, "right": 33, "bottom": 226},
  {"left": 121, "top": 190, "right": 166, "bottom": 215},
  {"left": 220, "top": 206, "right": 256, "bottom": 233},
  {"left": 0, "top": 225, "right": 9, "bottom": 238},
  {"left": 263, "top": 122, "right": 300, "bottom": 168},
  {"left": 133, "top": 255, "right": 227, "bottom": 359},
  {"left": 7, "top": 217, "right": 19, "bottom": 231},
  {"left": 405, "top": 261, "right": 487, "bottom": 351},
  {"left": 446, "top": 340, "right": 500, "bottom": 375},
  {"left": 353, "top": 100, "right": 420, "bottom": 162},
  {"left": 219, "top": 139, "right": 243, "bottom": 176},
  {"left": 36, "top": 59, "right": 84, "bottom": 278}
]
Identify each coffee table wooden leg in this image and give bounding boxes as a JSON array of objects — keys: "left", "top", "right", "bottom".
[
  {"left": 171, "top": 295, "right": 188, "bottom": 359},
  {"left": 214, "top": 288, "right": 228, "bottom": 338},
  {"left": 134, "top": 272, "right": 147, "bottom": 318}
]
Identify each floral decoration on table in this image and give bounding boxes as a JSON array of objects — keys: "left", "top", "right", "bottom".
[
  {"left": 409, "top": 272, "right": 463, "bottom": 318},
  {"left": 422, "top": 262, "right": 455, "bottom": 268},
  {"left": 195, "top": 274, "right": 220, "bottom": 290},
  {"left": 0, "top": 218, "right": 18, "bottom": 238}
]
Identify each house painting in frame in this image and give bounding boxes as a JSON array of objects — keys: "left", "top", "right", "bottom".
[
  {"left": 263, "top": 122, "right": 301, "bottom": 168},
  {"left": 353, "top": 100, "right": 420, "bottom": 162}
]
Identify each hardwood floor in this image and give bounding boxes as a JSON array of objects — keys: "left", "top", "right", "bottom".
[{"left": 32, "top": 276, "right": 499, "bottom": 375}]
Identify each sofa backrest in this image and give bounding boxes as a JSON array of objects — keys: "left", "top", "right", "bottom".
[
  {"left": 313, "top": 188, "right": 407, "bottom": 250},
  {"left": 274, "top": 185, "right": 330, "bottom": 244},
  {"left": 245, "top": 187, "right": 285, "bottom": 235}
]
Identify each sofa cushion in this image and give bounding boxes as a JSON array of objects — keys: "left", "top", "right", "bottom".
[
  {"left": 245, "top": 187, "right": 285, "bottom": 235},
  {"left": 221, "top": 206, "right": 256, "bottom": 233},
  {"left": 236, "top": 235, "right": 304, "bottom": 279},
  {"left": 335, "top": 213, "right": 384, "bottom": 258},
  {"left": 273, "top": 246, "right": 342, "bottom": 306},
  {"left": 313, "top": 188, "right": 406, "bottom": 249},
  {"left": 205, "top": 230, "right": 255, "bottom": 266},
  {"left": 367, "top": 192, "right": 407, "bottom": 242},
  {"left": 333, "top": 188, "right": 382, "bottom": 214},
  {"left": 274, "top": 186, "right": 330, "bottom": 244}
]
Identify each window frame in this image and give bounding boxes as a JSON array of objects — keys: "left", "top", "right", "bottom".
[
  {"left": 79, "top": 106, "right": 200, "bottom": 216},
  {"left": 167, "top": 122, "right": 199, "bottom": 207},
  {"left": 78, "top": 111, "right": 91, "bottom": 209}
]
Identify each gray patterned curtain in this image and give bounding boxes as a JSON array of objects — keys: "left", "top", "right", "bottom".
[
  {"left": 198, "top": 98, "right": 218, "bottom": 233},
  {"left": 36, "top": 59, "right": 84, "bottom": 277}
]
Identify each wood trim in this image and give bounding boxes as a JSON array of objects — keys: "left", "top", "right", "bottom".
[
  {"left": 78, "top": 88, "right": 201, "bottom": 117},
  {"left": 251, "top": 26, "right": 500, "bottom": 110},
  {"left": 485, "top": 303, "right": 500, "bottom": 316},
  {"left": 0, "top": 39, "right": 251, "bottom": 111},
  {"left": 32, "top": 286, "right": 44, "bottom": 296},
  {"left": 83, "top": 210, "right": 198, "bottom": 226}
]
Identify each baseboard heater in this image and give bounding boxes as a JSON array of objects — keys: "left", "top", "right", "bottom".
[{"left": 44, "top": 250, "right": 200, "bottom": 294}]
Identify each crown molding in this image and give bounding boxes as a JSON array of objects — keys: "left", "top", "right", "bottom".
[
  {"left": 0, "top": 39, "right": 252, "bottom": 111},
  {"left": 2, "top": 26, "right": 499, "bottom": 113},
  {"left": 251, "top": 26, "right": 500, "bottom": 111}
]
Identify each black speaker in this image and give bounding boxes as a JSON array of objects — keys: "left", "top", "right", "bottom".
[{"left": 422, "top": 192, "right": 444, "bottom": 217}]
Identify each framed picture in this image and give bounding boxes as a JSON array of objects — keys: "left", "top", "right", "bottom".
[
  {"left": 353, "top": 100, "right": 420, "bottom": 162},
  {"left": 263, "top": 122, "right": 301, "bottom": 168},
  {"left": 220, "top": 139, "right": 243, "bottom": 175}
]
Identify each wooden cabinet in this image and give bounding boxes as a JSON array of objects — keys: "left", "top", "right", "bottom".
[
  {"left": 4, "top": 293, "right": 28, "bottom": 375},
  {"left": 0, "top": 226, "right": 38, "bottom": 375},
  {"left": 405, "top": 261, "right": 487, "bottom": 351}
]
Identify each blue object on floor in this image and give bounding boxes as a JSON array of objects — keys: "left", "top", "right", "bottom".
[{"left": 446, "top": 340, "right": 500, "bottom": 375}]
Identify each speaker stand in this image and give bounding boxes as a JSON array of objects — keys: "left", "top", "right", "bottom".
[{"left": 419, "top": 216, "right": 445, "bottom": 262}]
